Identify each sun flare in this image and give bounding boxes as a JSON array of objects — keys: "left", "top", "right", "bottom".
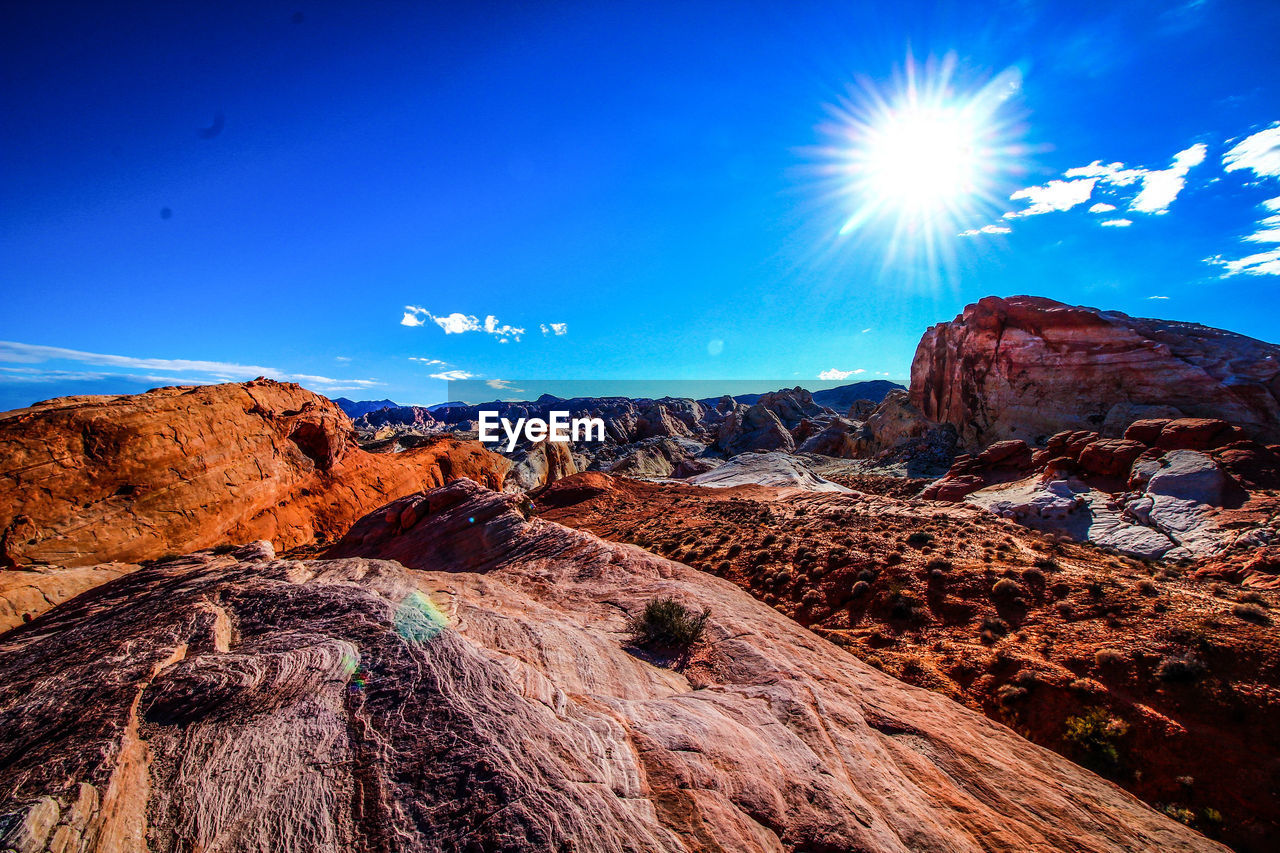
[{"left": 812, "top": 54, "right": 1025, "bottom": 269}]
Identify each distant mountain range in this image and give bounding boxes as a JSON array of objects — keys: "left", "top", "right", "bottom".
[{"left": 331, "top": 381, "right": 903, "bottom": 420}]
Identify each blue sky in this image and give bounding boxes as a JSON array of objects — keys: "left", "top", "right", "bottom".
[{"left": 2, "top": 0, "right": 1278, "bottom": 410}]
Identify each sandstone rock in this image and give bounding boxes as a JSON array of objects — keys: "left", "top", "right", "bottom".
[
  {"left": 1212, "top": 441, "right": 1280, "bottom": 489},
  {"left": 1078, "top": 439, "right": 1148, "bottom": 478},
  {"left": 714, "top": 403, "right": 795, "bottom": 455},
  {"left": 0, "top": 562, "right": 137, "bottom": 632},
  {"left": 687, "top": 452, "right": 851, "bottom": 492},
  {"left": 603, "top": 437, "right": 710, "bottom": 479},
  {"left": 504, "top": 439, "right": 578, "bottom": 492},
  {"left": 0, "top": 483, "right": 1224, "bottom": 852},
  {"left": 911, "top": 295, "right": 1280, "bottom": 449},
  {"left": 1125, "top": 419, "right": 1173, "bottom": 446},
  {"left": 921, "top": 440, "right": 1034, "bottom": 501},
  {"left": 848, "top": 398, "right": 879, "bottom": 420},
  {"left": 1155, "top": 418, "right": 1240, "bottom": 451},
  {"left": 796, "top": 417, "right": 860, "bottom": 457},
  {"left": 0, "top": 380, "right": 510, "bottom": 567}
]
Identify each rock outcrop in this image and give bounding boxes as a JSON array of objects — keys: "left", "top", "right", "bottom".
[
  {"left": 911, "top": 295, "right": 1280, "bottom": 449},
  {"left": 687, "top": 452, "right": 852, "bottom": 492},
  {"left": 0, "top": 380, "right": 509, "bottom": 567}
]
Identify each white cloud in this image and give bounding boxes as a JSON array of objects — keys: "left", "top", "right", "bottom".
[
  {"left": 429, "top": 370, "right": 476, "bottom": 381},
  {"left": 1129, "top": 143, "right": 1207, "bottom": 213},
  {"left": 1002, "top": 142, "right": 1206, "bottom": 223},
  {"left": 1223, "top": 124, "right": 1280, "bottom": 178},
  {"left": 1101, "top": 218, "right": 1133, "bottom": 227},
  {"left": 1147, "top": 295, "right": 1170, "bottom": 300},
  {"left": 1065, "top": 161, "right": 1146, "bottom": 186},
  {"left": 861, "top": 328, "right": 872, "bottom": 333},
  {"left": 1004, "top": 178, "right": 1097, "bottom": 217},
  {"left": 818, "top": 368, "right": 866, "bottom": 380},
  {"left": 485, "top": 379, "right": 523, "bottom": 391},
  {"left": 403, "top": 307, "right": 524, "bottom": 341},
  {"left": 540, "top": 322, "right": 568, "bottom": 336},
  {"left": 409, "top": 357, "right": 447, "bottom": 366},
  {"left": 1206, "top": 248, "right": 1280, "bottom": 277},
  {"left": 0, "top": 341, "right": 380, "bottom": 393},
  {"left": 1209, "top": 192, "right": 1280, "bottom": 277},
  {"left": 957, "top": 224, "right": 1013, "bottom": 236}
]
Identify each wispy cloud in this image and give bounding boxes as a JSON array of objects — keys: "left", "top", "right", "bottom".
[
  {"left": 0, "top": 341, "right": 381, "bottom": 392},
  {"left": 1101, "top": 218, "right": 1133, "bottom": 227},
  {"left": 409, "top": 357, "right": 448, "bottom": 366},
  {"left": 1210, "top": 127, "right": 1280, "bottom": 277},
  {"left": 485, "top": 379, "right": 523, "bottom": 391},
  {"left": 958, "top": 224, "right": 1012, "bottom": 236},
  {"left": 1147, "top": 295, "right": 1170, "bottom": 300},
  {"left": 402, "top": 307, "right": 525, "bottom": 342},
  {"left": 429, "top": 370, "right": 476, "bottom": 381},
  {"left": 818, "top": 368, "right": 866, "bottom": 380}
]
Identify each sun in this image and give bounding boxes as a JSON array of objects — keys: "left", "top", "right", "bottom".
[
  {"left": 864, "top": 105, "right": 980, "bottom": 213},
  {"left": 811, "top": 54, "right": 1025, "bottom": 264}
]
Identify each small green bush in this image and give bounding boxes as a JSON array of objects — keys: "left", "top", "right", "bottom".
[
  {"left": 627, "top": 597, "right": 709, "bottom": 649},
  {"left": 1064, "top": 707, "right": 1128, "bottom": 769}
]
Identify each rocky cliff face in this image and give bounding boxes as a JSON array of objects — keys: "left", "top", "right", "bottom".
[
  {"left": 911, "top": 295, "right": 1280, "bottom": 450},
  {"left": 0, "top": 478, "right": 1220, "bottom": 853},
  {"left": 0, "top": 380, "right": 509, "bottom": 567}
]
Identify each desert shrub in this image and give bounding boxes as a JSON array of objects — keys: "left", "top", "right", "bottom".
[
  {"left": 851, "top": 580, "right": 871, "bottom": 597},
  {"left": 906, "top": 532, "right": 933, "bottom": 547},
  {"left": 210, "top": 543, "right": 238, "bottom": 555},
  {"left": 997, "top": 684, "right": 1027, "bottom": 706},
  {"left": 1021, "top": 567, "right": 1045, "bottom": 586},
  {"left": 991, "top": 578, "right": 1024, "bottom": 599},
  {"left": 1238, "top": 590, "right": 1266, "bottom": 605},
  {"left": 884, "top": 551, "right": 903, "bottom": 565},
  {"left": 925, "top": 557, "right": 952, "bottom": 571},
  {"left": 1155, "top": 655, "right": 1206, "bottom": 683},
  {"left": 1233, "top": 602, "right": 1270, "bottom": 624},
  {"left": 627, "top": 597, "right": 709, "bottom": 649},
  {"left": 980, "top": 615, "right": 1009, "bottom": 635},
  {"left": 1094, "top": 648, "right": 1127, "bottom": 668},
  {"left": 1136, "top": 578, "right": 1157, "bottom": 596},
  {"left": 760, "top": 533, "right": 777, "bottom": 547},
  {"left": 726, "top": 543, "right": 742, "bottom": 558},
  {"left": 1063, "top": 708, "right": 1128, "bottom": 769},
  {"left": 857, "top": 568, "right": 876, "bottom": 582}
]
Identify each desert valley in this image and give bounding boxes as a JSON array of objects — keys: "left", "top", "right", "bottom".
[{"left": 2, "top": 295, "right": 1277, "bottom": 852}]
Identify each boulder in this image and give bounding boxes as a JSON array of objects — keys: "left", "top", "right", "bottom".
[{"left": 1078, "top": 439, "right": 1148, "bottom": 478}]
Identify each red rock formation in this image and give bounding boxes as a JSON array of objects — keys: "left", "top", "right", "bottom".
[
  {"left": 0, "top": 380, "right": 509, "bottom": 567},
  {"left": 911, "top": 295, "right": 1280, "bottom": 450}
]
